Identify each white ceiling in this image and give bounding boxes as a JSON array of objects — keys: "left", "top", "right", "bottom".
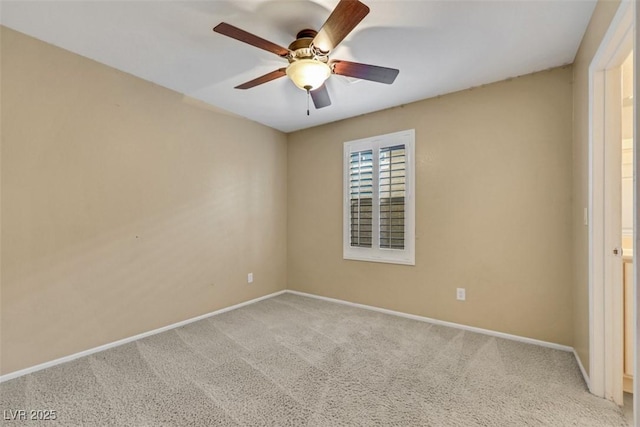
[{"left": 1, "top": 1, "right": 596, "bottom": 133}]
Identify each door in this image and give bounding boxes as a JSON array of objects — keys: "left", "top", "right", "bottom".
[{"left": 603, "top": 62, "right": 623, "bottom": 405}]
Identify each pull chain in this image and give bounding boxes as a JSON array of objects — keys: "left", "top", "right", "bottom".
[{"left": 304, "top": 85, "right": 311, "bottom": 116}]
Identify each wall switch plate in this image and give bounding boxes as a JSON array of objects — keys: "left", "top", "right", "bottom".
[
  {"left": 247, "top": 273, "right": 253, "bottom": 284},
  {"left": 583, "top": 207, "right": 588, "bottom": 226},
  {"left": 456, "top": 288, "right": 466, "bottom": 301}
]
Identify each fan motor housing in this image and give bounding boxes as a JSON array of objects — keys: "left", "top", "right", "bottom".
[{"left": 288, "top": 29, "right": 328, "bottom": 63}]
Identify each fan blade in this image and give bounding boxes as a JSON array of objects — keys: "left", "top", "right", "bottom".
[
  {"left": 310, "top": 84, "right": 332, "bottom": 109},
  {"left": 312, "top": 0, "right": 370, "bottom": 53},
  {"left": 235, "top": 68, "right": 287, "bottom": 90},
  {"left": 331, "top": 60, "right": 399, "bottom": 84},
  {"left": 214, "top": 23, "right": 290, "bottom": 57}
]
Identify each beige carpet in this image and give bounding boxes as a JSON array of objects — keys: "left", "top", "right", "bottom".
[{"left": 0, "top": 293, "right": 629, "bottom": 426}]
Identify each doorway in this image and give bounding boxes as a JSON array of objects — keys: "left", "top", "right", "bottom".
[{"left": 588, "top": 0, "right": 635, "bottom": 416}]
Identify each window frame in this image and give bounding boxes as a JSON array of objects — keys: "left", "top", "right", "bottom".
[{"left": 343, "top": 129, "right": 415, "bottom": 265}]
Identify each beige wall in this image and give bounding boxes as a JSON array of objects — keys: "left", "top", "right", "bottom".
[
  {"left": 288, "top": 67, "right": 574, "bottom": 345},
  {"left": 0, "top": 27, "right": 288, "bottom": 375},
  {"left": 571, "top": 0, "right": 621, "bottom": 375}
]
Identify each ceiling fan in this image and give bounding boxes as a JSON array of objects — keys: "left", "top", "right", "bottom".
[{"left": 213, "top": 0, "right": 399, "bottom": 112}]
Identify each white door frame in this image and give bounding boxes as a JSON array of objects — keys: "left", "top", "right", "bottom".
[
  {"left": 588, "top": 0, "right": 634, "bottom": 407},
  {"left": 634, "top": 2, "right": 639, "bottom": 424}
]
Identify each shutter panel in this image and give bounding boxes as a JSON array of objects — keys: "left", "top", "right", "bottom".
[
  {"left": 379, "top": 144, "right": 405, "bottom": 249},
  {"left": 349, "top": 150, "right": 373, "bottom": 248}
]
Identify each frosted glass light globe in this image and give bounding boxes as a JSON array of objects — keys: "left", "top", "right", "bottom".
[{"left": 286, "top": 59, "right": 331, "bottom": 91}]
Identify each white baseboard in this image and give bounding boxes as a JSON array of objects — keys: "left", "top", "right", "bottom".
[
  {"left": 573, "top": 348, "right": 591, "bottom": 390},
  {"left": 285, "top": 290, "right": 574, "bottom": 352},
  {"left": 0, "top": 290, "right": 287, "bottom": 383}
]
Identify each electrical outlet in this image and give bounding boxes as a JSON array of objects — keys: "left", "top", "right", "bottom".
[
  {"left": 247, "top": 273, "right": 253, "bottom": 284},
  {"left": 456, "top": 288, "right": 466, "bottom": 301}
]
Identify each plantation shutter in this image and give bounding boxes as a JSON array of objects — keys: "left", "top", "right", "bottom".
[
  {"left": 343, "top": 129, "right": 414, "bottom": 265},
  {"left": 379, "top": 144, "right": 406, "bottom": 249},
  {"left": 349, "top": 150, "right": 373, "bottom": 248}
]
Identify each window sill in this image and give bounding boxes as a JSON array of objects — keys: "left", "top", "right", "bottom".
[{"left": 343, "top": 254, "right": 415, "bottom": 266}]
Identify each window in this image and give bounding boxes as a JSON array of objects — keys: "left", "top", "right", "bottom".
[{"left": 343, "top": 129, "right": 415, "bottom": 265}]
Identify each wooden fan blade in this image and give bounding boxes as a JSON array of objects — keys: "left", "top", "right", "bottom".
[
  {"left": 235, "top": 68, "right": 287, "bottom": 90},
  {"left": 310, "top": 84, "right": 332, "bottom": 109},
  {"left": 331, "top": 60, "right": 399, "bottom": 84},
  {"left": 312, "top": 0, "right": 370, "bottom": 53},
  {"left": 214, "top": 23, "right": 290, "bottom": 57}
]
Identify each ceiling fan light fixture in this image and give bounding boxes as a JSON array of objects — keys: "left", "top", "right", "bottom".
[{"left": 286, "top": 59, "right": 331, "bottom": 91}]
